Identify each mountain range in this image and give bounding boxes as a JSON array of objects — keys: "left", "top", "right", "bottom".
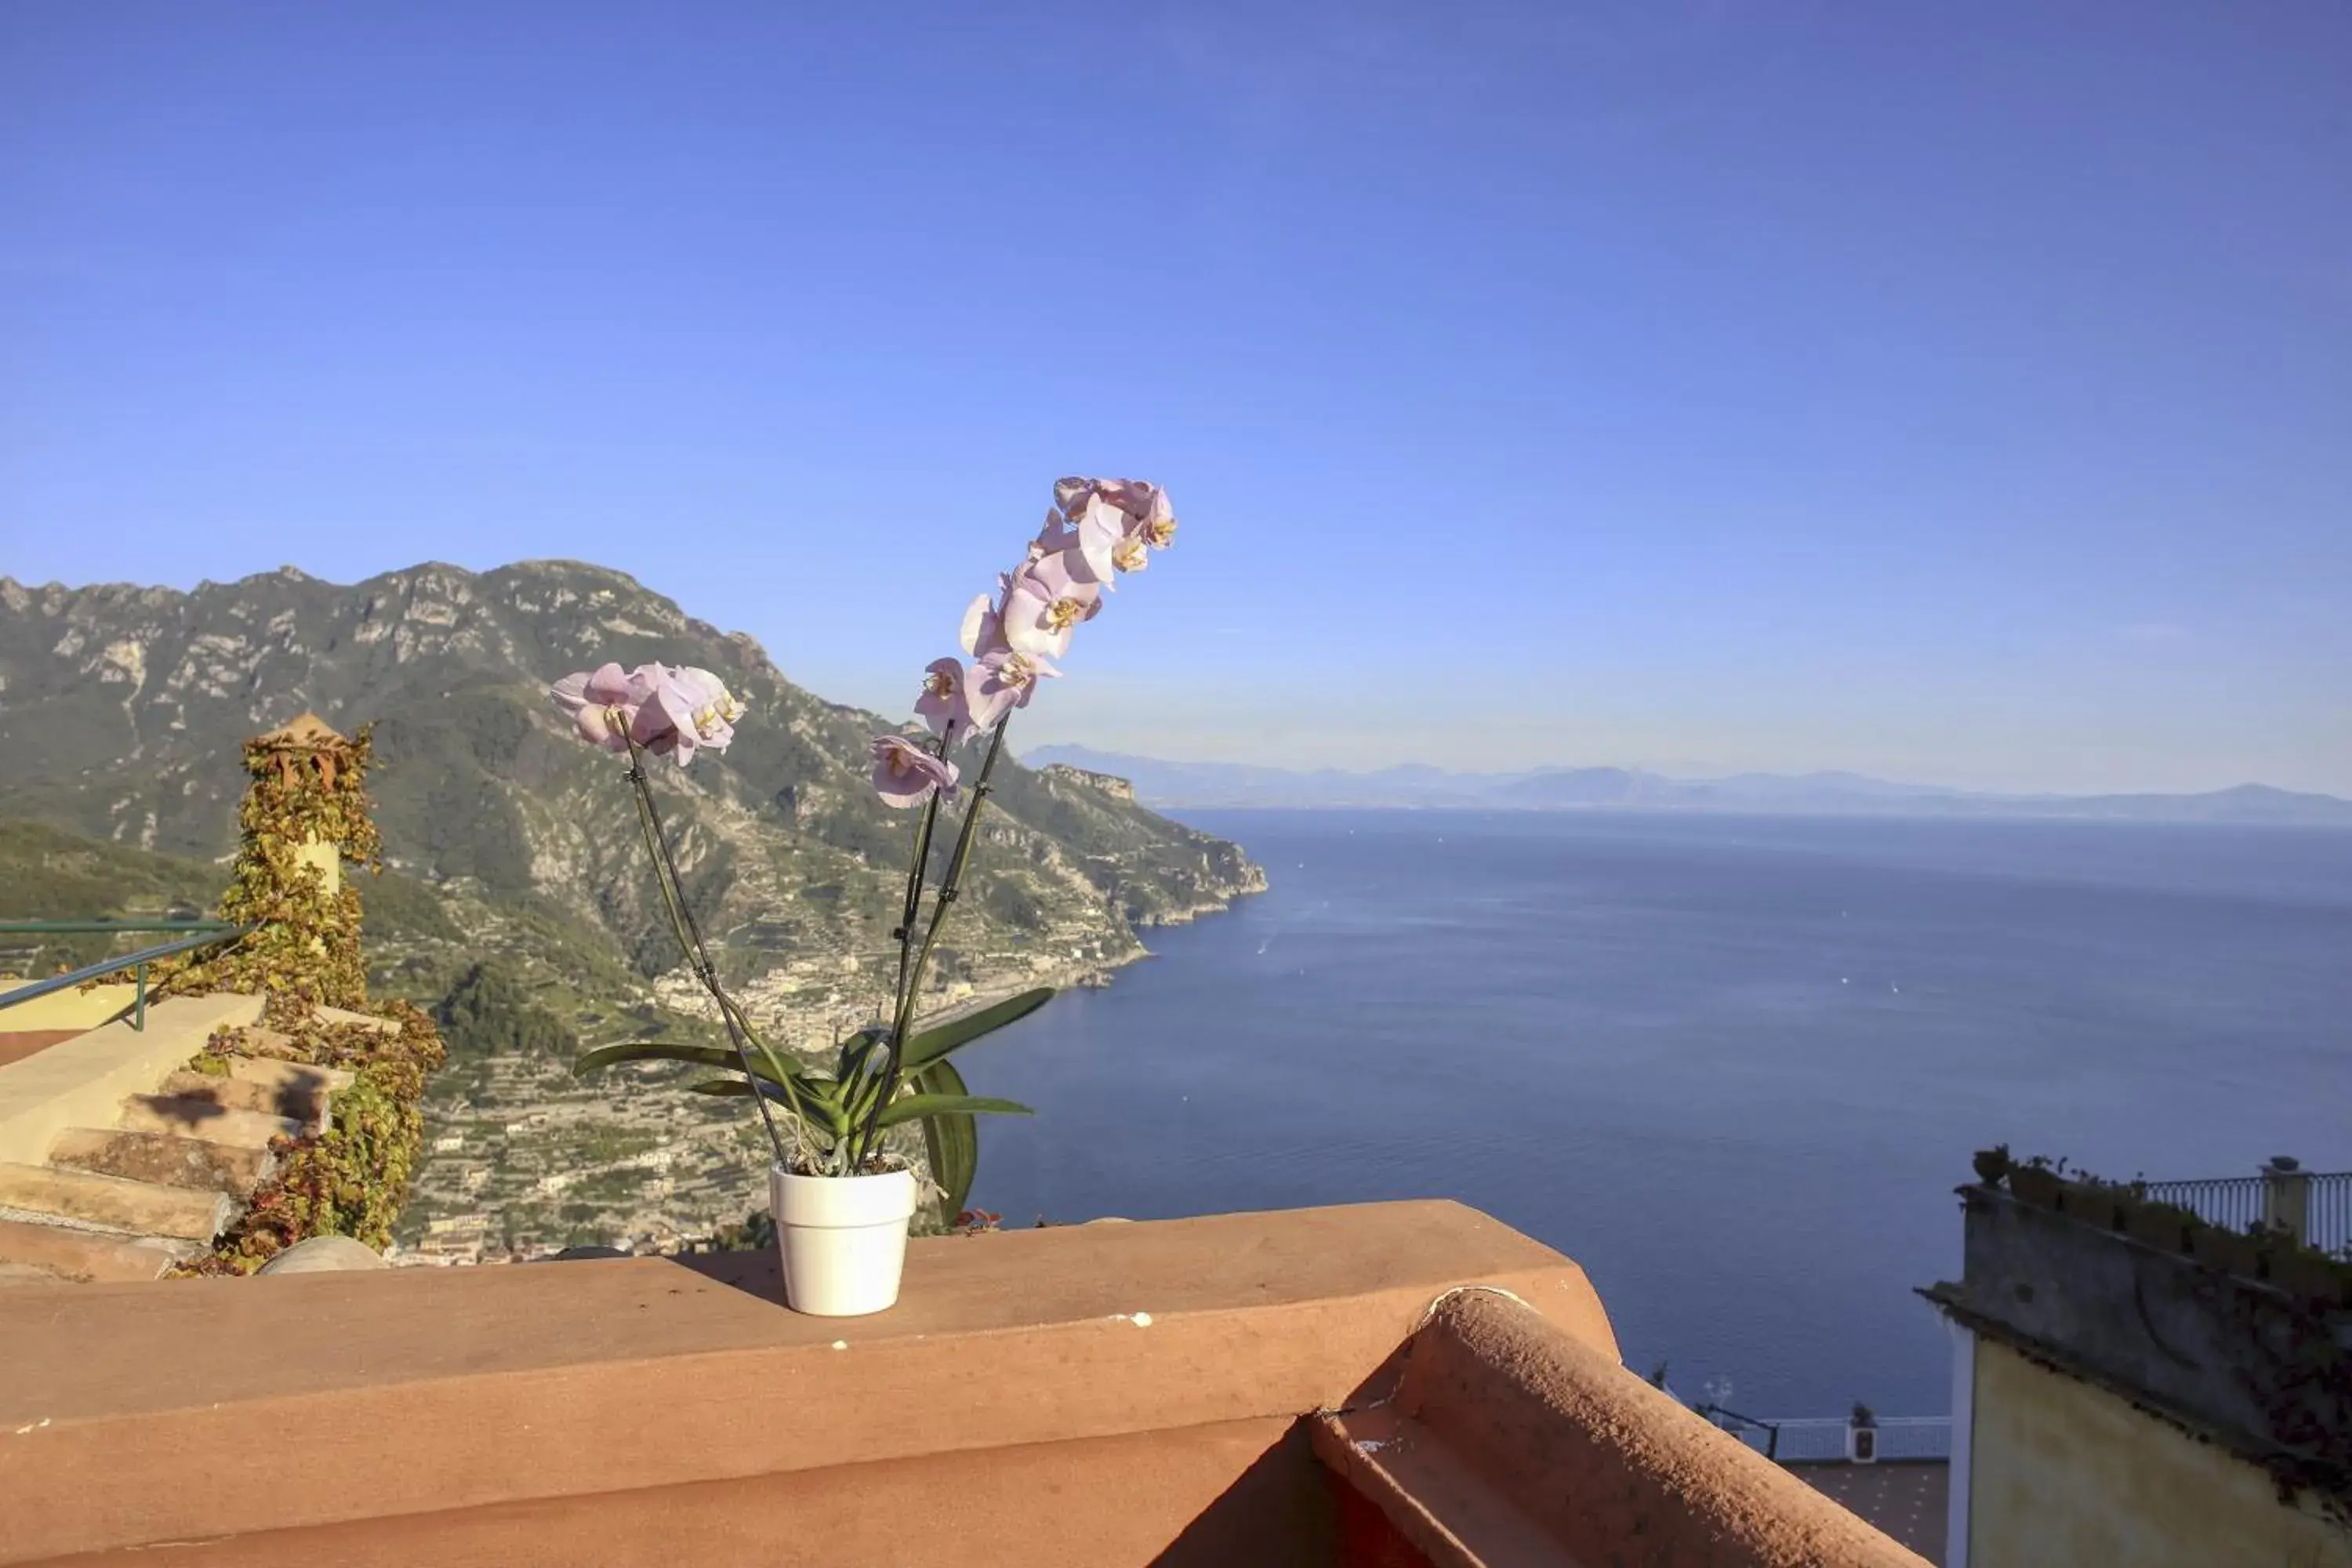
[
  {"left": 0, "top": 563, "right": 1262, "bottom": 1251},
  {"left": 1022, "top": 746, "right": 2352, "bottom": 826}
]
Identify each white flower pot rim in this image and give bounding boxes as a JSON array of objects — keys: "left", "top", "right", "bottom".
[
  {"left": 770, "top": 1166, "right": 915, "bottom": 1317},
  {"left": 771, "top": 1165, "right": 916, "bottom": 1221}
]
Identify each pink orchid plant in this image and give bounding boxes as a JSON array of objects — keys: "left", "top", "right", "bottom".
[
  {"left": 550, "top": 478, "right": 1178, "bottom": 1216},
  {"left": 550, "top": 661, "right": 744, "bottom": 765}
]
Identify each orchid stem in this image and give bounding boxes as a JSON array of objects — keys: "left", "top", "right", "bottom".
[
  {"left": 848, "top": 714, "right": 1011, "bottom": 1169},
  {"left": 888, "top": 726, "right": 953, "bottom": 1026},
  {"left": 622, "top": 736, "right": 802, "bottom": 1171}
]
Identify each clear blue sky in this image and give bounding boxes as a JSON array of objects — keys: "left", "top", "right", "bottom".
[{"left": 5, "top": 4, "right": 2347, "bottom": 793}]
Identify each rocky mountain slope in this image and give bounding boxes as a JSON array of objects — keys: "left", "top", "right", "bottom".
[{"left": 1, "top": 563, "right": 1263, "bottom": 1251}]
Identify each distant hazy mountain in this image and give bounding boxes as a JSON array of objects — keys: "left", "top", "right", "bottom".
[{"left": 1022, "top": 746, "right": 2352, "bottom": 826}]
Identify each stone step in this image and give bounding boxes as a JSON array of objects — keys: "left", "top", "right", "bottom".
[
  {"left": 227, "top": 1055, "right": 355, "bottom": 1094},
  {"left": 0, "top": 991, "right": 266, "bottom": 1167},
  {"left": 0, "top": 1216, "right": 196, "bottom": 1284},
  {"left": 155, "top": 1069, "right": 285, "bottom": 1118},
  {"left": 0, "top": 1162, "right": 233, "bottom": 1241},
  {"left": 158, "top": 1068, "right": 332, "bottom": 1124},
  {"left": 47, "top": 1127, "right": 274, "bottom": 1197},
  {"left": 225, "top": 1025, "right": 306, "bottom": 1061},
  {"left": 313, "top": 1005, "right": 399, "bottom": 1036},
  {"left": 116, "top": 1095, "right": 303, "bottom": 1149}
]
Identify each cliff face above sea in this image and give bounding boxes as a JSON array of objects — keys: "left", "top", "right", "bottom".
[{"left": 1, "top": 561, "right": 1263, "bottom": 1252}]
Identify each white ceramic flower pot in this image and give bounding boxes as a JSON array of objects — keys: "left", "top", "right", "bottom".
[{"left": 770, "top": 1166, "right": 916, "bottom": 1316}]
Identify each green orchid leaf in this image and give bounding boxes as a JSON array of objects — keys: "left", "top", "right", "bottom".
[
  {"left": 840, "top": 1063, "right": 894, "bottom": 1135},
  {"left": 574, "top": 1039, "right": 818, "bottom": 1090},
  {"left": 575, "top": 1040, "right": 744, "bottom": 1078},
  {"left": 688, "top": 1076, "right": 851, "bottom": 1138},
  {"left": 911, "top": 1058, "right": 980, "bottom": 1226},
  {"left": 834, "top": 1025, "right": 888, "bottom": 1076},
  {"left": 870, "top": 1091, "right": 1033, "bottom": 1131},
  {"left": 899, "top": 987, "right": 1054, "bottom": 1073}
]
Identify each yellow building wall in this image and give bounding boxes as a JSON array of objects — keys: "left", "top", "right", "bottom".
[
  {"left": 0, "top": 983, "right": 139, "bottom": 1033},
  {"left": 1970, "top": 1336, "right": 2351, "bottom": 1567}
]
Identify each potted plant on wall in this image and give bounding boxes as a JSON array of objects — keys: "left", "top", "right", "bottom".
[
  {"left": 2008, "top": 1154, "right": 2063, "bottom": 1208},
  {"left": 1846, "top": 1402, "right": 1878, "bottom": 1464},
  {"left": 554, "top": 477, "right": 1178, "bottom": 1316}
]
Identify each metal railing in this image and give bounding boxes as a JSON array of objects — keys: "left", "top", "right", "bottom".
[
  {"left": 1750, "top": 1417, "right": 1950, "bottom": 1464},
  {"left": 1695, "top": 1406, "right": 1951, "bottom": 1464},
  {"left": 2139, "top": 1173, "right": 2265, "bottom": 1232},
  {"left": 0, "top": 920, "right": 250, "bottom": 1032},
  {"left": 2141, "top": 1160, "right": 2352, "bottom": 1258}
]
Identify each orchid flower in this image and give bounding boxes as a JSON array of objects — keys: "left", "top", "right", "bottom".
[
  {"left": 1027, "top": 506, "right": 1068, "bottom": 561},
  {"left": 550, "top": 662, "right": 644, "bottom": 752},
  {"left": 1073, "top": 478, "right": 1175, "bottom": 540},
  {"left": 897, "top": 473, "right": 1165, "bottom": 782},
  {"left": 1094, "top": 478, "right": 1151, "bottom": 519},
  {"left": 968, "top": 645, "right": 1058, "bottom": 730},
  {"left": 552, "top": 662, "right": 745, "bottom": 765},
  {"left": 1109, "top": 532, "right": 1150, "bottom": 577},
  {"left": 1134, "top": 486, "right": 1177, "bottom": 550},
  {"left": 630, "top": 664, "right": 746, "bottom": 765},
  {"left": 916, "top": 656, "right": 971, "bottom": 739},
  {"left": 1000, "top": 551, "right": 1102, "bottom": 660},
  {"left": 1067, "top": 494, "right": 1129, "bottom": 586},
  {"left": 960, "top": 593, "right": 1008, "bottom": 661},
  {"left": 870, "top": 734, "right": 960, "bottom": 808}
]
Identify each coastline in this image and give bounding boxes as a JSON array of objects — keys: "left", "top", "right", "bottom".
[
  {"left": 635, "top": 855, "right": 1269, "bottom": 1054},
  {"left": 394, "top": 869, "right": 1267, "bottom": 1263},
  {"left": 886, "top": 873, "right": 1270, "bottom": 1028}
]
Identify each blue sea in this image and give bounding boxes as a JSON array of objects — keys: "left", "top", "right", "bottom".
[{"left": 967, "top": 811, "right": 2352, "bottom": 1418}]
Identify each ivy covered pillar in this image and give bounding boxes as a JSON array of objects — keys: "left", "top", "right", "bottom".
[
  {"left": 163, "top": 711, "right": 451, "bottom": 1273},
  {"left": 165, "top": 712, "right": 383, "bottom": 1025}
]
